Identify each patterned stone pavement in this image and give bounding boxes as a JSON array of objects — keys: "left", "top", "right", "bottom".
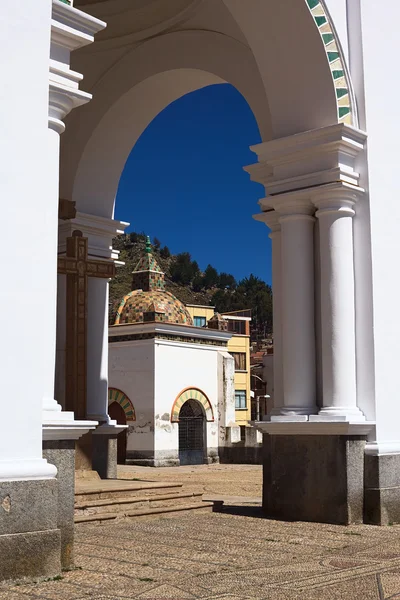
[
  {"left": 2, "top": 509, "right": 400, "bottom": 599},
  {"left": 2, "top": 465, "right": 400, "bottom": 599}
]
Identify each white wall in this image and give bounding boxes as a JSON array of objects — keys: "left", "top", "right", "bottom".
[
  {"left": 154, "top": 341, "right": 220, "bottom": 456},
  {"left": 0, "top": 1, "right": 57, "bottom": 479},
  {"left": 108, "top": 341, "right": 155, "bottom": 454},
  {"left": 349, "top": 1, "right": 400, "bottom": 446}
]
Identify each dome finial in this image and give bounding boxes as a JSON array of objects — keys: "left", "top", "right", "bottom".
[{"left": 145, "top": 235, "right": 152, "bottom": 254}]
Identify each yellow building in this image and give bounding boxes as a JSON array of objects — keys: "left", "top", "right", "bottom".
[{"left": 186, "top": 304, "right": 251, "bottom": 426}]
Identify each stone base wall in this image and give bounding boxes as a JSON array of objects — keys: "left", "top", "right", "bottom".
[
  {"left": 0, "top": 479, "right": 61, "bottom": 581},
  {"left": 126, "top": 448, "right": 219, "bottom": 467},
  {"left": 43, "top": 440, "right": 75, "bottom": 569},
  {"left": 262, "top": 434, "right": 366, "bottom": 525},
  {"left": 219, "top": 444, "right": 263, "bottom": 465},
  {"left": 364, "top": 453, "right": 400, "bottom": 525}
]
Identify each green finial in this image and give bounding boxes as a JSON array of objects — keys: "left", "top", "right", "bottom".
[{"left": 145, "top": 236, "right": 152, "bottom": 253}]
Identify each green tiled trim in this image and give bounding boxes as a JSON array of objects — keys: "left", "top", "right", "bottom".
[
  {"left": 108, "top": 388, "right": 136, "bottom": 421},
  {"left": 306, "top": 0, "right": 353, "bottom": 124},
  {"left": 109, "top": 332, "right": 227, "bottom": 347},
  {"left": 171, "top": 388, "right": 214, "bottom": 422}
]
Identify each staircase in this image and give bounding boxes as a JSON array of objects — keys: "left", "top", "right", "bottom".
[{"left": 74, "top": 480, "right": 213, "bottom": 524}]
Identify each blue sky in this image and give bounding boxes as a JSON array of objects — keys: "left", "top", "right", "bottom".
[{"left": 115, "top": 83, "right": 272, "bottom": 284}]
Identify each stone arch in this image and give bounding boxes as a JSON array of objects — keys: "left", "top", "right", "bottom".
[
  {"left": 108, "top": 388, "right": 136, "bottom": 421},
  {"left": 306, "top": 0, "right": 354, "bottom": 124},
  {"left": 171, "top": 388, "right": 214, "bottom": 422}
]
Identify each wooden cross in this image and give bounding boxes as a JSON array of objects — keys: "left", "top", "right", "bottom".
[{"left": 58, "top": 230, "right": 115, "bottom": 419}]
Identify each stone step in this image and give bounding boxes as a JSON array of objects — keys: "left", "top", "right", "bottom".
[
  {"left": 74, "top": 501, "right": 214, "bottom": 524},
  {"left": 74, "top": 491, "right": 204, "bottom": 516},
  {"left": 75, "top": 481, "right": 182, "bottom": 502}
]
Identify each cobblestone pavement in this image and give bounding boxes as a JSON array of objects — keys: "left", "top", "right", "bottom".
[
  {"left": 117, "top": 464, "right": 263, "bottom": 498},
  {"left": 2, "top": 465, "right": 400, "bottom": 600}
]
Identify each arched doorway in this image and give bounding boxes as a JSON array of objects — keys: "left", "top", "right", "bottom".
[
  {"left": 108, "top": 402, "right": 127, "bottom": 464},
  {"left": 178, "top": 399, "right": 206, "bottom": 466}
]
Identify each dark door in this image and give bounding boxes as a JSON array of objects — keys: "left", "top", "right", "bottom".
[
  {"left": 108, "top": 402, "right": 127, "bottom": 464},
  {"left": 178, "top": 399, "right": 205, "bottom": 465}
]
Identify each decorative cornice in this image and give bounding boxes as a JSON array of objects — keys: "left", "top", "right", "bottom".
[
  {"left": 58, "top": 211, "right": 129, "bottom": 260},
  {"left": 52, "top": 0, "right": 106, "bottom": 40},
  {"left": 109, "top": 321, "right": 232, "bottom": 344},
  {"left": 49, "top": 0, "right": 106, "bottom": 133}
]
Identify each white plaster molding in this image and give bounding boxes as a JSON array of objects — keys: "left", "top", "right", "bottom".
[
  {"left": 364, "top": 442, "right": 400, "bottom": 456},
  {"left": 49, "top": 82, "right": 92, "bottom": 134},
  {"left": 49, "top": 1, "right": 106, "bottom": 133},
  {"left": 252, "top": 421, "right": 375, "bottom": 436},
  {"left": 52, "top": 1, "right": 106, "bottom": 42},
  {"left": 58, "top": 212, "right": 129, "bottom": 261},
  {"left": 245, "top": 123, "right": 367, "bottom": 197},
  {"left": 0, "top": 459, "right": 58, "bottom": 482},
  {"left": 43, "top": 419, "right": 98, "bottom": 441}
]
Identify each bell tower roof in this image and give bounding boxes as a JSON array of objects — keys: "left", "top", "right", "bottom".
[{"left": 131, "top": 236, "right": 165, "bottom": 292}]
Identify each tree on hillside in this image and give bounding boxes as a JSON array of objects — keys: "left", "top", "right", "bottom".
[
  {"left": 212, "top": 274, "right": 272, "bottom": 339},
  {"left": 169, "top": 252, "right": 199, "bottom": 285},
  {"left": 160, "top": 245, "right": 171, "bottom": 258},
  {"left": 202, "top": 264, "right": 219, "bottom": 289},
  {"left": 192, "top": 273, "right": 204, "bottom": 292},
  {"left": 153, "top": 237, "right": 161, "bottom": 250},
  {"left": 218, "top": 272, "right": 236, "bottom": 290}
]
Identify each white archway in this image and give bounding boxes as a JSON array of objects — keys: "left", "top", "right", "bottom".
[{"left": 60, "top": 0, "right": 340, "bottom": 218}]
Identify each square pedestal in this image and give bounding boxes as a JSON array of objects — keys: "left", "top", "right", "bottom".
[
  {"left": 43, "top": 440, "right": 75, "bottom": 568},
  {"left": 364, "top": 453, "right": 400, "bottom": 525},
  {"left": 263, "top": 434, "right": 366, "bottom": 524},
  {"left": 0, "top": 479, "right": 60, "bottom": 581},
  {"left": 92, "top": 434, "right": 118, "bottom": 479}
]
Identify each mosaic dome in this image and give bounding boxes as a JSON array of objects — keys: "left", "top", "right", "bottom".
[
  {"left": 115, "top": 289, "right": 193, "bottom": 326},
  {"left": 114, "top": 237, "right": 193, "bottom": 326}
]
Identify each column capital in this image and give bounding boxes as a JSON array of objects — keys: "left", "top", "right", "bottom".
[
  {"left": 253, "top": 210, "right": 280, "bottom": 233},
  {"left": 312, "top": 182, "right": 364, "bottom": 218},
  {"left": 259, "top": 188, "right": 315, "bottom": 220}
]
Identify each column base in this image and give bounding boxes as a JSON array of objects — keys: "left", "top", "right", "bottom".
[
  {"left": 263, "top": 434, "right": 366, "bottom": 524},
  {"left": 311, "top": 407, "right": 366, "bottom": 422},
  {"left": 364, "top": 453, "right": 400, "bottom": 525},
  {"left": 0, "top": 479, "right": 61, "bottom": 582}
]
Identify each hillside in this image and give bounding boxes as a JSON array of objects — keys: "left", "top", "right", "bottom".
[{"left": 109, "top": 233, "right": 273, "bottom": 339}]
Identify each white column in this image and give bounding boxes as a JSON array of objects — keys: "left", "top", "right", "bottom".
[
  {"left": 311, "top": 184, "right": 365, "bottom": 421},
  {"left": 42, "top": 125, "right": 64, "bottom": 418},
  {"left": 269, "top": 221, "right": 284, "bottom": 414},
  {"left": 279, "top": 208, "right": 317, "bottom": 416},
  {"left": 87, "top": 278, "right": 110, "bottom": 422},
  {"left": 254, "top": 211, "right": 283, "bottom": 414},
  {"left": 0, "top": 0, "right": 56, "bottom": 480},
  {"left": 55, "top": 273, "right": 67, "bottom": 409}
]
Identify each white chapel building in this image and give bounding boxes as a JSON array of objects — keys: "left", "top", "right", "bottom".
[{"left": 108, "top": 238, "right": 237, "bottom": 466}]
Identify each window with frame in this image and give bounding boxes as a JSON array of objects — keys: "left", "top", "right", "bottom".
[
  {"left": 235, "top": 390, "right": 247, "bottom": 409},
  {"left": 194, "top": 316, "right": 207, "bottom": 328},
  {"left": 231, "top": 352, "right": 247, "bottom": 371}
]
